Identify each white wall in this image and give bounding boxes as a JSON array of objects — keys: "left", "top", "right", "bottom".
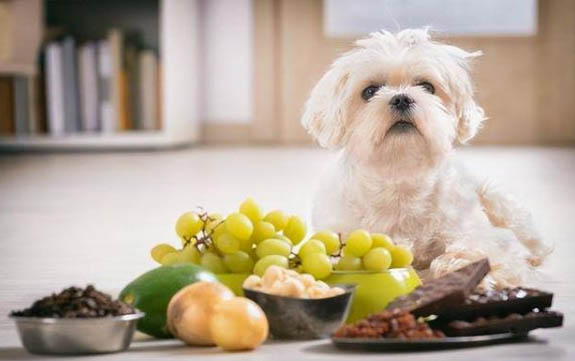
[
  {"left": 162, "top": 0, "right": 201, "bottom": 141},
  {"left": 324, "top": 0, "right": 537, "bottom": 37},
  {"left": 201, "top": 0, "right": 253, "bottom": 124}
]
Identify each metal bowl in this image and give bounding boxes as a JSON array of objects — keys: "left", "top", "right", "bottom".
[
  {"left": 10, "top": 312, "right": 144, "bottom": 355},
  {"left": 243, "top": 285, "right": 355, "bottom": 340}
]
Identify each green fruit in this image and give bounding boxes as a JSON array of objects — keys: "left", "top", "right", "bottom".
[
  {"left": 326, "top": 267, "right": 421, "bottom": 323},
  {"left": 119, "top": 264, "right": 216, "bottom": 338}
]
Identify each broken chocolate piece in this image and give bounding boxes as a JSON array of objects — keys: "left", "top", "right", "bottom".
[
  {"left": 441, "top": 310, "right": 563, "bottom": 336},
  {"left": 435, "top": 287, "right": 553, "bottom": 321},
  {"left": 386, "top": 258, "right": 490, "bottom": 317}
]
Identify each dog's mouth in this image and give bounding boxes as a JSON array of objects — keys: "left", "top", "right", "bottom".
[{"left": 387, "top": 119, "right": 417, "bottom": 135}]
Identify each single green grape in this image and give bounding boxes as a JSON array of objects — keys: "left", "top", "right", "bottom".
[
  {"left": 205, "top": 213, "right": 223, "bottom": 234},
  {"left": 335, "top": 255, "right": 362, "bottom": 271},
  {"left": 263, "top": 210, "right": 289, "bottom": 231},
  {"left": 301, "top": 253, "right": 332, "bottom": 279},
  {"left": 371, "top": 233, "right": 395, "bottom": 250},
  {"left": 239, "top": 237, "right": 255, "bottom": 253},
  {"left": 345, "top": 229, "right": 373, "bottom": 257},
  {"left": 151, "top": 243, "right": 177, "bottom": 263},
  {"left": 298, "top": 239, "right": 327, "bottom": 259},
  {"left": 276, "top": 233, "right": 293, "bottom": 246},
  {"left": 341, "top": 245, "right": 350, "bottom": 257},
  {"left": 283, "top": 215, "right": 307, "bottom": 245},
  {"left": 214, "top": 233, "right": 240, "bottom": 254},
  {"left": 250, "top": 221, "right": 276, "bottom": 244},
  {"left": 201, "top": 252, "right": 228, "bottom": 273},
  {"left": 160, "top": 251, "right": 183, "bottom": 266},
  {"left": 246, "top": 247, "right": 258, "bottom": 261},
  {"left": 256, "top": 238, "right": 291, "bottom": 258},
  {"left": 179, "top": 245, "right": 202, "bottom": 264},
  {"left": 223, "top": 251, "right": 254, "bottom": 273},
  {"left": 311, "top": 230, "right": 340, "bottom": 255},
  {"left": 225, "top": 212, "right": 254, "bottom": 241},
  {"left": 363, "top": 247, "right": 392, "bottom": 271},
  {"left": 175, "top": 212, "right": 204, "bottom": 240},
  {"left": 239, "top": 198, "right": 264, "bottom": 223},
  {"left": 211, "top": 221, "right": 226, "bottom": 240},
  {"left": 390, "top": 245, "right": 414, "bottom": 268},
  {"left": 253, "top": 255, "right": 288, "bottom": 276}
]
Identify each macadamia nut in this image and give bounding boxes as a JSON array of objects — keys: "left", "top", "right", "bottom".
[{"left": 242, "top": 265, "right": 345, "bottom": 299}]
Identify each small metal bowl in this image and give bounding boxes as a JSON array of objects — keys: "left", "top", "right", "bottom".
[
  {"left": 10, "top": 312, "right": 144, "bottom": 355},
  {"left": 243, "top": 284, "right": 355, "bottom": 340}
]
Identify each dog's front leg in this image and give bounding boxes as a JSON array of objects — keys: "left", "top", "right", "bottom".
[{"left": 477, "top": 182, "right": 551, "bottom": 266}]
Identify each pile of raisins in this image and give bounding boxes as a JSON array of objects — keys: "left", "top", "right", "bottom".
[{"left": 335, "top": 309, "right": 444, "bottom": 339}]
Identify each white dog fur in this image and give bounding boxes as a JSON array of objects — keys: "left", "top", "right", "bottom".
[{"left": 302, "top": 29, "right": 551, "bottom": 289}]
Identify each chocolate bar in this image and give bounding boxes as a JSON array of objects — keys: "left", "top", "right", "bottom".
[
  {"left": 435, "top": 287, "right": 553, "bottom": 321},
  {"left": 386, "top": 258, "right": 490, "bottom": 317},
  {"left": 442, "top": 311, "right": 563, "bottom": 337}
]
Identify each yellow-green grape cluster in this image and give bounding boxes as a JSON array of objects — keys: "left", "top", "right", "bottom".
[
  {"left": 334, "top": 230, "right": 413, "bottom": 272},
  {"left": 150, "top": 199, "right": 414, "bottom": 279},
  {"left": 150, "top": 198, "right": 307, "bottom": 276},
  {"left": 295, "top": 231, "right": 338, "bottom": 280}
]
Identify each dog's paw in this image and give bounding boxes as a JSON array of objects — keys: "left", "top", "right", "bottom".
[{"left": 429, "top": 249, "right": 487, "bottom": 278}]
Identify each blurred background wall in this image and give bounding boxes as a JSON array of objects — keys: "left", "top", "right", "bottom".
[{"left": 0, "top": 0, "right": 573, "bottom": 151}]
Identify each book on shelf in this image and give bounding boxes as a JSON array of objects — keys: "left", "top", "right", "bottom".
[
  {"left": 139, "top": 50, "right": 159, "bottom": 131},
  {"left": 13, "top": 76, "right": 29, "bottom": 135},
  {"left": 78, "top": 42, "right": 99, "bottom": 132},
  {"left": 97, "top": 40, "right": 114, "bottom": 133},
  {"left": 45, "top": 42, "right": 65, "bottom": 136},
  {"left": 61, "top": 37, "right": 80, "bottom": 132},
  {"left": 0, "top": 76, "right": 14, "bottom": 135},
  {"left": 125, "top": 41, "right": 140, "bottom": 130},
  {"left": 108, "top": 29, "right": 125, "bottom": 132}
]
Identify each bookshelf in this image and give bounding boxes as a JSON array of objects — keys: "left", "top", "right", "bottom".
[{"left": 0, "top": 0, "right": 200, "bottom": 151}]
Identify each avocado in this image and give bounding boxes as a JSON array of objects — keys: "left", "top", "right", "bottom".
[{"left": 119, "top": 264, "right": 216, "bottom": 338}]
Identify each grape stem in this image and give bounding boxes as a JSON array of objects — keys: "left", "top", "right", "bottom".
[
  {"left": 182, "top": 210, "right": 223, "bottom": 255},
  {"left": 330, "top": 233, "right": 346, "bottom": 259}
]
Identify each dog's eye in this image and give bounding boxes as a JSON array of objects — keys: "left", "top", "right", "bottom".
[
  {"left": 361, "top": 85, "right": 380, "bottom": 101},
  {"left": 417, "top": 81, "right": 435, "bottom": 94}
]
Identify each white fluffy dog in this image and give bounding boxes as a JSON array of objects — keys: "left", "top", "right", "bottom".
[{"left": 302, "top": 29, "right": 550, "bottom": 288}]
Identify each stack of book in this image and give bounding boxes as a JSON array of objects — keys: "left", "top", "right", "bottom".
[{"left": 0, "top": 29, "right": 161, "bottom": 137}]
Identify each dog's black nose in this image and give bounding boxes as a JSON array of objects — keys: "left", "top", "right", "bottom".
[{"left": 389, "top": 94, "right": 414, "bottom": 111}]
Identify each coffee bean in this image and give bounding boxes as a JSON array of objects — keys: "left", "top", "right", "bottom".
[{"left": 10, "top": 285, "right": 135, "bottom": 318}]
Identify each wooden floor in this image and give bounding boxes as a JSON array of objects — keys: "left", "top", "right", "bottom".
[{"left": 0, "top": 146, "right": 574, "bottom": 360}]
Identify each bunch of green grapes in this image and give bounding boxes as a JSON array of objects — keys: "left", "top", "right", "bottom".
[
  {"left": 334, "top": 230, "right": 413, "bottom": 272},
  {"left": 150, "top": 199, "right": 414, "bottom": 280},
  {"left": 150, "top": 198, "right": 307, "bottom": 276}
]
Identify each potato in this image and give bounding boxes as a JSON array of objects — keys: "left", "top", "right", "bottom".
[{"left": 166, "top": 282, "right": 234, "bottom": 345}]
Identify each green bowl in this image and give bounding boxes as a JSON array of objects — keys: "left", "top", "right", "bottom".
[
  {"left": 215, "top": 268, "right": 421, "bottom": 324},
  {"left": 216, "top": 273, "right": 249, "bottom": 296},
  {"left": 325, "top": 268, "right": 421, "bottom": 323}
]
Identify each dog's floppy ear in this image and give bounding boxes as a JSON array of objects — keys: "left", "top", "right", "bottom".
[
  {"left": 457, "top": 98, "right": 485, "bottom": 143},
  {"left": 301, "top": 62, "right": 351, "bottom": 148},
  {"left": 441, "top": 45, "right": 486, "bottom": 144}
]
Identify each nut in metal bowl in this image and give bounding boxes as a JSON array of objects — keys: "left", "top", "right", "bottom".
[
  {"left": 243, "top": 284, "right": 355, "bottom": 340},
  {"left": 10, "top": 312, "right": 144, "bottom": 355}
]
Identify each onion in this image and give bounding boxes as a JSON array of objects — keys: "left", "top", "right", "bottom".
[
  {"left": 166, "top": 282, "right": 234, "bottom": 345},
  {"left": 210, "top": 297, "right": 269, "bottom": 351}
]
